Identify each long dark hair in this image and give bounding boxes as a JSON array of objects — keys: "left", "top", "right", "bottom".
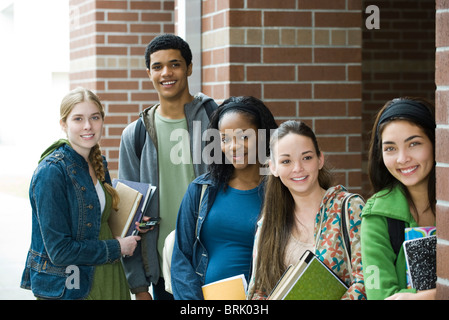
[
  {"left": 368, "top": 97, "right": 436, "bottom": 214},
  {"left": 206, "top": 96, "right": 278, "bottom": 186}
]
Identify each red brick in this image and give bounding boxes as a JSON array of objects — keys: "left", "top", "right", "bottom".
[
  {"left": 314, "top": 83, "right": 361, "bottom": 100},
  {"left": 298, "top": 65, "right": 346, "bottom": 81},
  {"left": 108, "top": 81, "right": 139, "bottom": 90},
  {"left": 108, "top": 35, "right": 139, "bottom": 45},
  {"left": 315, "top": 12, "right": 361, "bottom": 28},
  {"left": 264, "top": 83, "right": 312, "bottom": 100},
  {"left": 247, "top": 66, "right": 295, "bottom": 82},
  {"left": 436, "top": 166, "right": 449, "bottom": 202},
  {"left": 436, "top": 128, "right": 449, "bottom": 163},
  {"left": 297, "top": 0, "right": 346, "bottom": 10},
  {"left": 96, "top": 46, "right": 128, "bottom": 55},
  {"left": 95, "top": 1, "right": 128, "bottom": 10},
  {"left": 265, "top": 101, "right": 297, "bottom": 118},
  {"left": 98, "top": 92, "right": 128, "bottom": 102},
  {"left": 437, "top": 204, "right": 449, "bottom": 241},
  {"left": 436, "top": 50, "right": 449, "bottom": 86},
  {"left": 315, "top": 48, "right": 361, "bottom": 63},
  {"left": 103, "top": 115, "right": 129, "bottom": 125},
  {"left": 130, "top": 1, "right": 161, "bottom": 10},
  {"left": 229, "top": 47, "right": 261, "bottom": 63},
  {"left": 437, "top": 244, "right": 449, "bottom": 279},
  {"left": 247, "top": 0, "right": 295, "bottom": 9},
  {"left": 436, "top": 90, "right": 449, "bottom": 124},
  {"left": 229, "top": 83, "right": 261, "bottom": 98},
  {"left": 108, "top": 104, "right": 140, "bottom": 114},
  {"left": 97, "top": 23, "right": 127, "bottom": 33},
  {"left": 131, "top": 92, "right": 159, "bottom": 102},
  {"left": 97, "top": 70, "right": 128, "bottom": 78},
  {"left": 263, "top": 48, "right": 312, "bottom": 63},
  {"left": 264, "top": 11, "right": 312, "bottom": 27},
  {"left": 141, "top": 12, "right": 173, "bottom": 23},
  {"left": 436, "top": 283, "right": 449, "bottom": 300},
  {"left": 299, "top": 101, "right": 347, "bottom": 117},
  {"left": 108, "top": 12, "right": 139, "bottom": 22},
  {"left": 317, "top": 137, "right": 346, "bottom": 152},
  {"left": 315, "top": 119, "right": 362, "bottom": 135},
  {"left": 228, "top": 10, "right": 261, "bottom": 27},
  {"left": 325, "top": 154, "right": 361, "bottom": 170}
]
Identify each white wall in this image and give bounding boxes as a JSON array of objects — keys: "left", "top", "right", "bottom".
[{"left": 0, "top": 0, "right": 69, "bottom": 173}]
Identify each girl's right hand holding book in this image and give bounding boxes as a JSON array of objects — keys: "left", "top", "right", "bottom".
[{"left": 118, "top": 235, "right": 141, "bottom": 256}]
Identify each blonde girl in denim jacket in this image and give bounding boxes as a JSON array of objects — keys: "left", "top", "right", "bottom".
[{"left": 21, "top": 88, "right": 140, "bottom": 299}]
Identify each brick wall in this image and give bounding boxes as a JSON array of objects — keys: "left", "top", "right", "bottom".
[
  {"left": 436, "top": 0, "right": 449, "bottom": 300},
  {"left": 362, "top": 0, "right": 436, "bottom": 195},
  {"left": 202, "top": 0, "right": 363, "bottom": 192},
  {"left": 69, "top": 0, "right": 175, "bottom": 172}
]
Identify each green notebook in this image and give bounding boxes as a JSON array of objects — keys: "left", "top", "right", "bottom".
[{"left": 269, "top": 250, "right": 348, "bottom": 300}]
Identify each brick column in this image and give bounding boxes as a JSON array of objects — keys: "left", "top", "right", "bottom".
[
  {"left": 436, "top": 0, "right": 449, "bottom": 300},
  {"left": 69, "top": 0, "right": 174, "bottom": 173},
  {"left": 202, "top": 0, "right": 363, "bottom": 192}
]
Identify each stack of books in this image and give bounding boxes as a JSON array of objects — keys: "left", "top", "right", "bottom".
[
  {"left": 269, "top": 250, "right": 348, "bottom": 300},
  {"left": 108, "top": 179, "right": 156, "bottom": 238}
]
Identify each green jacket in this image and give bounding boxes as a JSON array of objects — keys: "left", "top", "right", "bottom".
[{"left": 361, "top": 185, "right": 418, "bottom": 299}]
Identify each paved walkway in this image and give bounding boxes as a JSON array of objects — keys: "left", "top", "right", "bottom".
[
  {"left": 0, "top": 192, "right": 34, "bottom": 299},
  {"left": 0, "top": 145, "right": 37, "bottom": 299}
]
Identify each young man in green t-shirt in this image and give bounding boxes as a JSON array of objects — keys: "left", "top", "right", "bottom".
[{"left": 118, "top": 34, "right": 217, "bottom": 300}]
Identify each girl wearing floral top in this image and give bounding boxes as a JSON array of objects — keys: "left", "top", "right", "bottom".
[{"left": 247, "top": 120, "right": 366, "bottom": 300}]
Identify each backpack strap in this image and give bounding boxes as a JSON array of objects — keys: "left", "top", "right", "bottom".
[
  {"left": 340, "top": 193, "right": 364, "bottom": 278},
  {"left": 203, "top": 99, "right": 218, "bottom": 118},
  {"left": 341, "top": 194, "right": 354, "bottom": 258},
  {"left": 386, "top": 217, "right": 405, "bottom": 259},
  {"left": 134, "top": 118, "right": 146, "bottom": 161}
]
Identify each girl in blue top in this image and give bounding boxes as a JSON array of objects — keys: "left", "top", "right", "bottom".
[{"left": 171, "top": 96, "right": 278, "bottom": 299}]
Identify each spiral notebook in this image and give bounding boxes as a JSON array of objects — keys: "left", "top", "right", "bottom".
[{"left": 403, "top": 235, "right": 436, "bottom": 290}]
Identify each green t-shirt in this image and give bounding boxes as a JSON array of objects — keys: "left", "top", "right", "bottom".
[{"left": 155, "top": 111, "right": 195, "bottom": 257}]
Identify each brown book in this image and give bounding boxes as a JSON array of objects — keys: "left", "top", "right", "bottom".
[{"left": 108, "top": 182, "right": 143, "bottom": 238}]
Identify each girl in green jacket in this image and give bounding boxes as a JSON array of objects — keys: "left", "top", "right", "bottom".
[{"left": 361, "top": 97, "right": 436, "bottom": 300}]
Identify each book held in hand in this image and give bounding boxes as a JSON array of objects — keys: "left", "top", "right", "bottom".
[
  {"left": 202, "top": 274, "right": 247, "bottom": 300},
  {"left": 403, "top": 227, "right": 436, "bottom": 291},
  {"left": 109, "top": 179, "right": 156, "bottom": 238},
  {"left": 269, "top": 250, "right": 348, "bottom": 300}
]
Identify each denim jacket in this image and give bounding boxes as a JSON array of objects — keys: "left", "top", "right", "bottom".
[
  {"left": 20, "top": 143, "right": 121, "bottom": 299},
  {"left": 171, "top": 173, "right": 265, "bottom": 300},
  {"left": 171, "top": 173, "right": 219, "bottom": 300}
]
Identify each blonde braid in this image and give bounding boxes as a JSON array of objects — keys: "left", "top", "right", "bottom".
[{"left": 89, "top": 144, "right": 120, "bottom": 211}]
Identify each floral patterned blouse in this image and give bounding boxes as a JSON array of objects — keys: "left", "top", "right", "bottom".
[{"left": 247, "top": 185, "right": 366, "bottom": 300}]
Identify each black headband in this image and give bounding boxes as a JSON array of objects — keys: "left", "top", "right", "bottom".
[
  {"left": 376, "top": 99, "right": 435, "bottom": 143},
  {"left": 218, "top": 102, "right": 259, "bottom": 119}
]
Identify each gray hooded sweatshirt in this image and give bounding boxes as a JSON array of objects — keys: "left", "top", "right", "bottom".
[{"left": 118, "top": 92, "right": 217, "bottom": 294}]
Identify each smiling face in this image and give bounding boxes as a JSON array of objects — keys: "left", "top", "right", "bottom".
[
  {"left": 146, "top": 48, "right": 192, "bottom": 103},
  {"left": 219, "top": 111, "right": 259, "bottom": 171},
  {"left": 60, "top": 100, "right": 103, "bottom": 160},
  {"left": 381, "top": 120, "right": 434, "bottom": 193},
  {"left": 270, "top": 132, "right": 324, "bottom": 197}
]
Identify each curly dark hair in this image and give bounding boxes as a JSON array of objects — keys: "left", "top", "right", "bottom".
[
  {"left": 206, "top": 96, "right": 278, "bottom": 187},
  {"left": 144, "top": 34, "right": 192, "bottom": 69}
]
